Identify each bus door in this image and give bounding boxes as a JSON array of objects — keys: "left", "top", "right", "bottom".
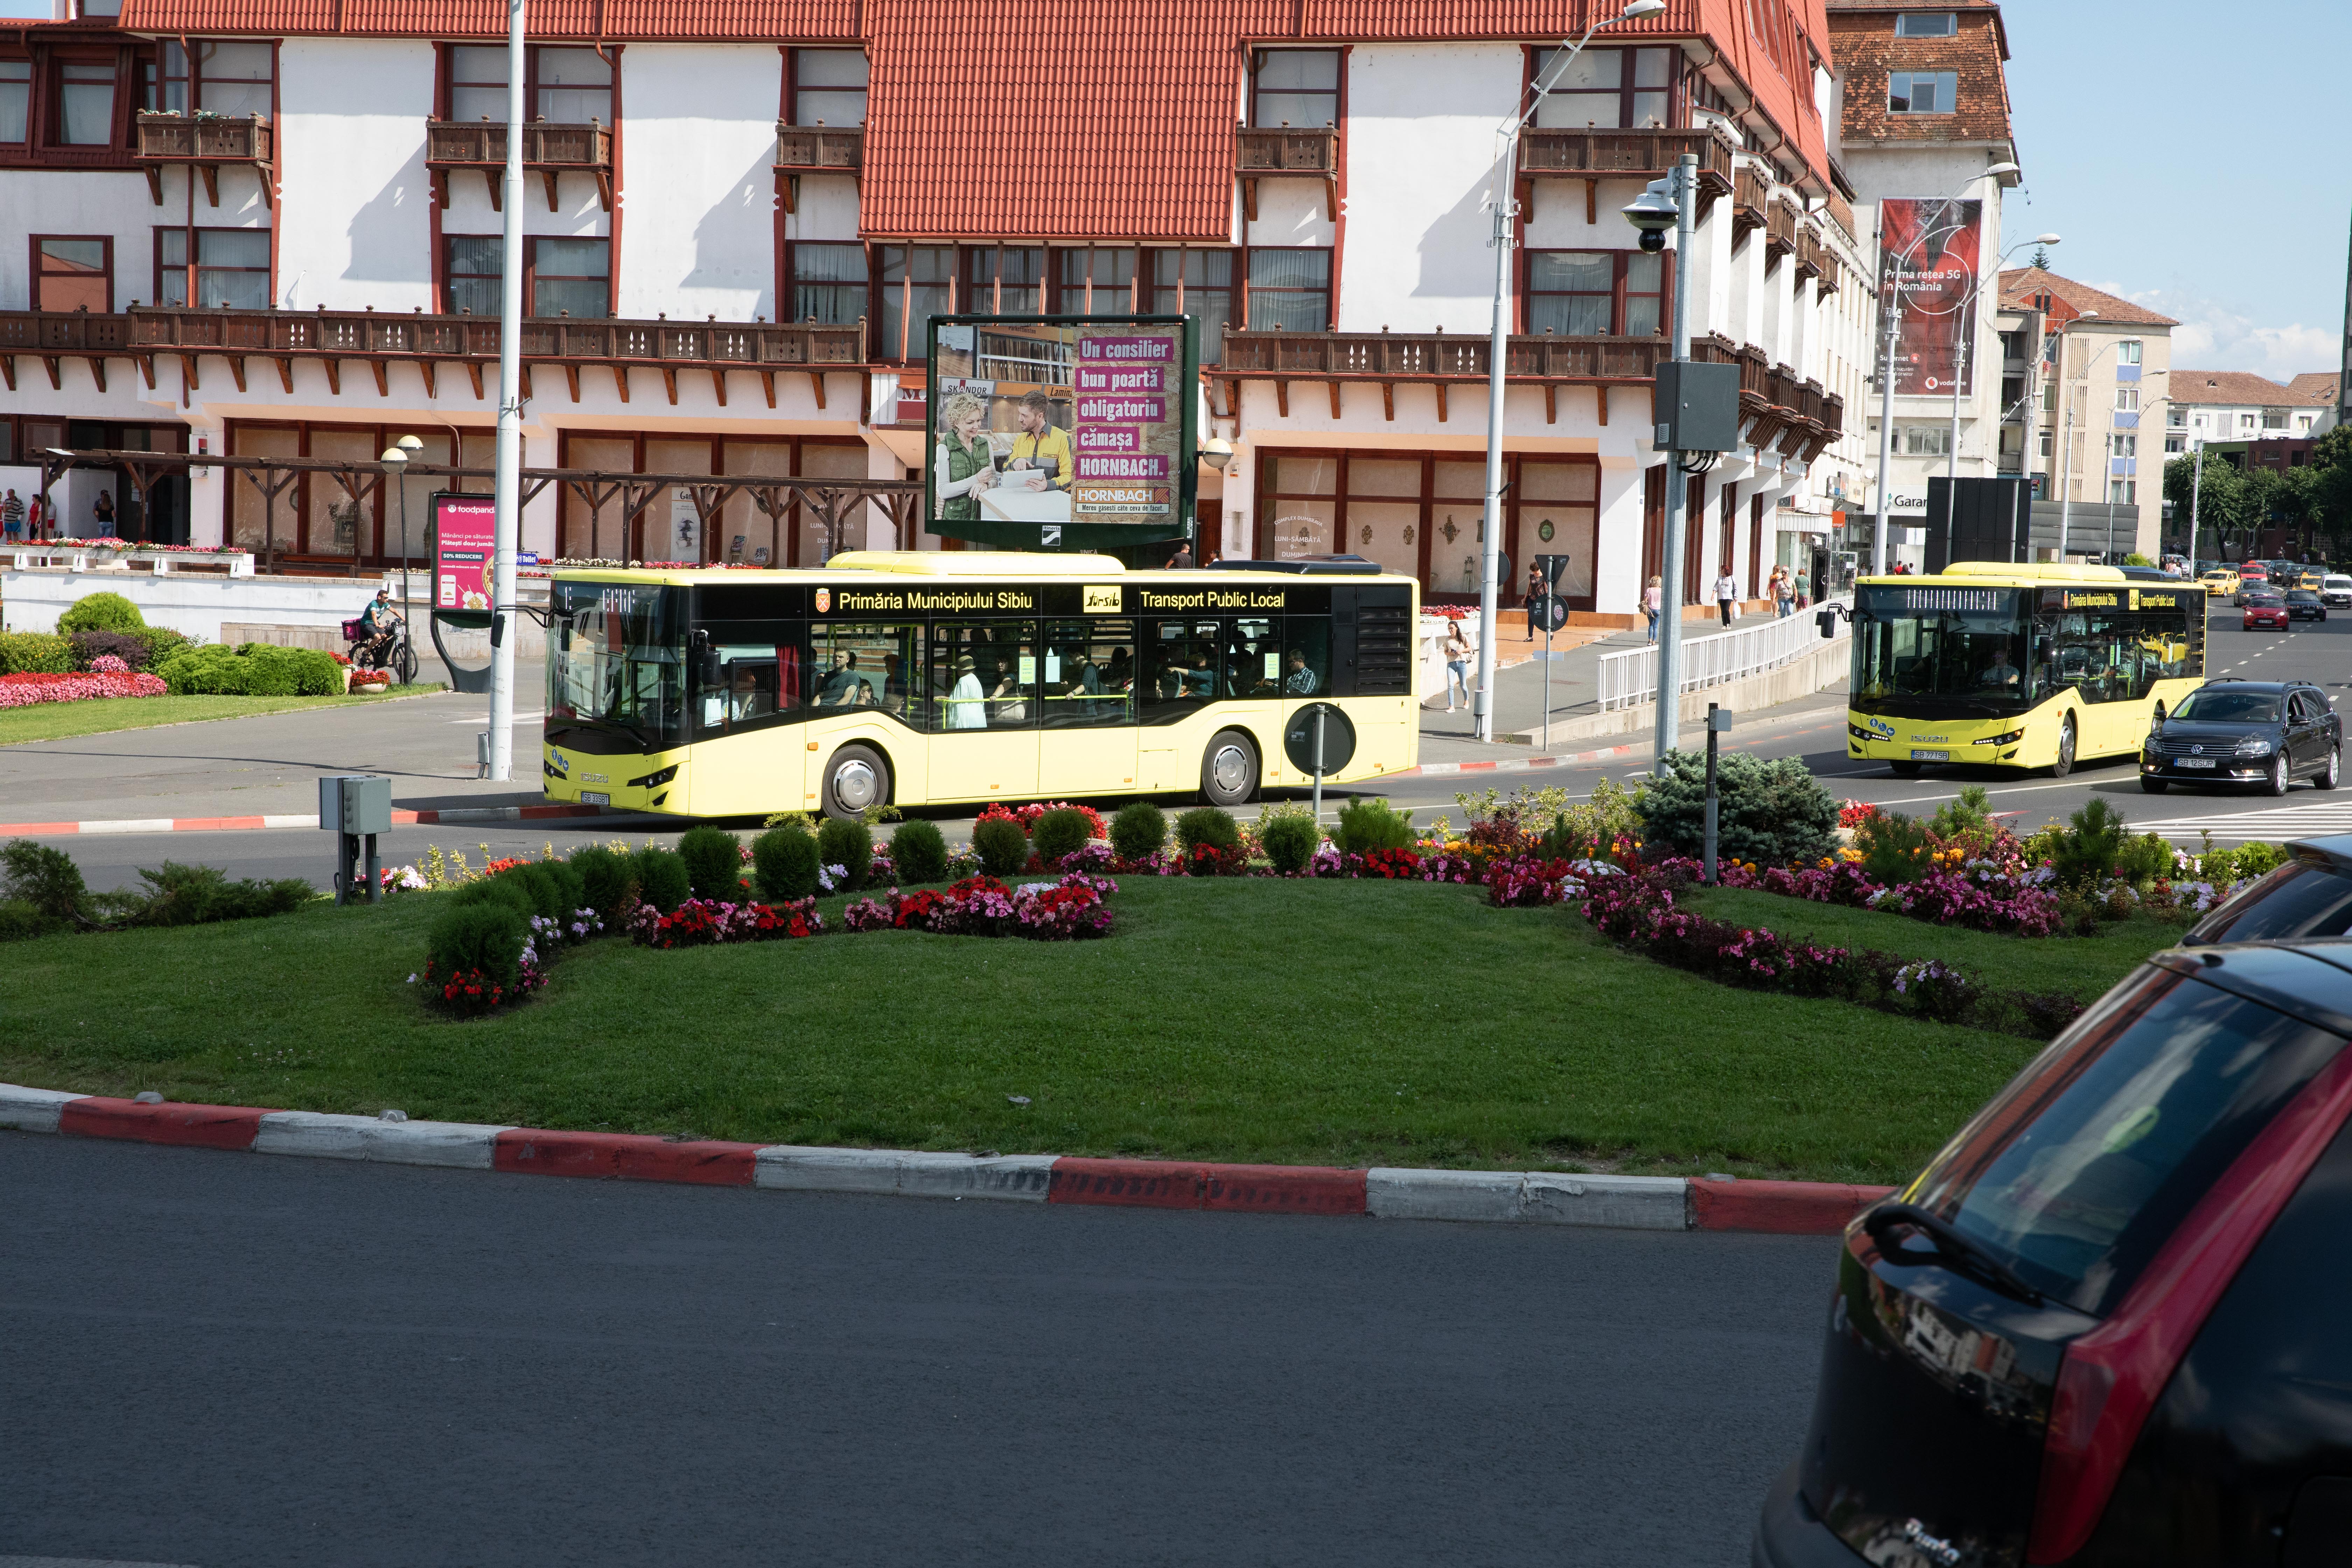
[
  {"left": 923, "top": 619, "right": 1038, "bottom": 802},
  {"left": 1136, "top": 617, "right": 1223, "bottom": 791},
  {"left": 1038, "top": 617, "right": 1137, "bottom": 795}
]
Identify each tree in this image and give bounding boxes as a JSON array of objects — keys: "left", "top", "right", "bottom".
[
  {"left": 2031, "top": 244, "right": 2052, "bottom": 269},
  {"left": 2165, "top": 450, "right": 2252, "bottom": 557}
]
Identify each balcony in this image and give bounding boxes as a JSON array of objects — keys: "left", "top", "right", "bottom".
[
  {"left": 1217, "top": 326, "right": 1665, "bottom": 423},
  {"left": 134, "top": 112, "right": 275, "bottom": 208},
  {"left": 1731, "top": 165, "right": 1769, "bottom": 243},
  {"left": 0, "top": 307, "right": 863, "bottom": 409},
  {"left": 1513, "top": 126, "right": 1736, "bottom": 220},
  {"left": 1689, "top": 335, "right": 1844, "bottom": 461},
  {"left": 1235, "top": 126, "right": 1339, "bottom": 221},
  {"left": 1764, "top": 199, "right": 1799, "bottom": 269},
  {"left": 425, "top": 121, "right": 614, "bottom": 212},
  {"left": 773, "top": 124, "right": 862, "bottom": 213}
]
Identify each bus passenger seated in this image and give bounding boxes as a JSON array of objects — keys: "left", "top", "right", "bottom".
[
  {"left": 1283, "top": 649, "right": 1321, "bottom": 695},
  {"left": 1106, "top": 648, "right": 1134, "bottom": 692},
  {"left": 816, "top": 649, "right": 868, "bottom": 706},
  {"left": 945, "top": 654, "right": 985, "bottom": 729},
  {"left": 1180, "top": 653, "right": 1215, "bottom": 699},
  {"left": 881, "top": 652, "right": 908, "bottom": 713}
]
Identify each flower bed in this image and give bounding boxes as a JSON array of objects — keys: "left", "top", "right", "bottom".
[
  {"left": 841, "top": 873, "right": 1113, "bottom": 940},
  {"left": 0, "top": 667, "right": 168, "bottom": 708},
  {"left": 978, "top": 800, "right": 1107, "bottom": 840},
  {"left": 628, "top": 895, "right": 822, "bottom": 947},
  {"left": 1690, "top": 856, "right": 2067, "bottom": 938}
]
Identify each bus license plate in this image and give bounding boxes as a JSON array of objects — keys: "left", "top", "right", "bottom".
[
  {"left": 1910, "top": 749, "right": 1949, "bottom": 762},
  {"left": 2179, "top": 758, "right": 2217, "bottom": 770},
  {"left": 579, "top": 790, "right": 611, "bottom": 804}
]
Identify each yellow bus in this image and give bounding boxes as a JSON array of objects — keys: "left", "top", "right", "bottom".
[
  {"left": 1843, "top": 562, "right": 2206, "bottom": 778},
  {"left": 540, "top": 551, "right": 1420, "bottom": 819}
]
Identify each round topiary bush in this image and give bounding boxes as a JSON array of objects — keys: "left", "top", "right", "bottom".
[
  {"left": 505, "top": 863, "right": 567, "bottom": 921},
  {"left": 1259, "top": 814, "right": 1319, "bottom": 875},
  {"left": 1633, "top": 750, "right": 1839, "bottom": 869},
  {"left": 1109, "top": 800, "right": 1166, "bottom": 863},
  {"left": 972, "top": 816, "right": 1030, "bottom": 877},
  {"left": 677, "top": 825, "right": 746, "bottom": 902},
  {"left": 889, "top": 818, "right": 949, "bottom": 885},
  {"left": 450, "top": 875, "right": 538, "bottom": 921},
  {"left": 424, "top": 901, "right": 528, "bottom": 999},
  {"left": 57, "top": 591, "right": 146, "bottom": 636},
  {"left": 816, "top": 817, "right": 873, "bottom": 891},
  {"left": 1173, "top": 806, "right": 1241, "bottom": 855},
  {"left": 567, "top": 845, "right": 631, "bottom": 920},
  {"left": 751, "top": 825, "right": 820, "bottom": 902},
  {"left": 631, "top": 847, "right": 692, "bottom": 914},
  {"left": 1029, "top": 807, "right": 1093, "bottom": 867}
]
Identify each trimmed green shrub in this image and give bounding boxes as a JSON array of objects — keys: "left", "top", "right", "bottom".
[
  {"left": 1030, "top": 807, "right": 1093, "bottom": 866},
  {"left": 889, "top": 818, "right": 949, "bottom": 885},
  {"left": 752, "top": 825, "right": 820, "bottom": 901},
  {"left": 57, "top": 591, "right": 146, "bottom": 635},
  {"left": 0, "top": 631, "right": 73, "bottom": 676},
  {"left": 0, "top": 898, "right": 62, "bottom": 941},
  {"left": 425, "top": 901, "right": 528, "bottom": 994},
  {"left": 538, "top": 857, "right": 586, "bottom": 917},
  {"left": 1174, "top": 806, "right": 1242, "bottom": 854},
  {"left": 1260, "top": 813, "right": 1318, "bottom": 874},
  {"left": 1110, "top": 801, "right": 1166, "bottom": 862},
  {"left": 450, "top": 875, "right": 538, "bottom": 920},
  {"left": 678, "top": 825, "right": 747, "bottom": 902},
  {"left": 817, "top": 817, "right": 873, "bottom": 891},
  {"left": 567, "top": 845, "right": 631, "bottom": 919},
  {"left": 1634, "top": 751, "right": 1839, "bottom": 869},
  {"left": 505, "top": 863, "right": 567, "bottom": 921},
  {"left": 121, "top": 861, "right": 310, "bottom": 925},
  {"left": 0, "top": 839, "right": 89, "bottom": 923},
  {"left": 152, "top": 642, "right": 340, "bottom": 696},
  {"left": 1334, "top": 798, "right": 1414, "bottom": 855},
  {"left": 127, "top": 626, "right": 193, "bottom": 668},
  {"left": 973, "top": 816, "right": 1030, "bottom": 877},
  {"left": 632, "top": 847, "right": 692, "bottom": 914}
]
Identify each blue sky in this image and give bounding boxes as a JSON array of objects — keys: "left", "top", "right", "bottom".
[
  {"left": 1999, "top": 0, "right": 2350, "bottom": 383},
  {"left": 6, "top": 0, "right": 2343, "bottom": 384}
]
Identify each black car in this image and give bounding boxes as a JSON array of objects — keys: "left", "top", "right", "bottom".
[
  {"left": 1753, "top": 938, "right": 2352, "bottom": 1568},
  {"left": 2140, "top": 679, "right": 2340, "bottom": 794},
  {"left": 2285, "top": 588, "right": 2329, "bottom": 622}
]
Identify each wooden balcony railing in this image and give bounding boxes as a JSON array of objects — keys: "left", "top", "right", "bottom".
[
  {"left": 424, "top": 120, "right": 615, "bottom": 212},
  {"left": 1513, "top": 126, "right": 1736, "bottom": 220},
  {"left": 133, "top": 112, "right": 274, "bottom": 209},
  {"left": 1235, "top": 126, "right": 1339, "bottom": 220},
  {"left": 1731, "top": 165, "right": 1769, "bottom": 240},
  {"left": 0, "top": 306, "right": 863, "bottom": 409},
  {"left": 1764, "top": 199, "right": 1800, "bottom": 267},
  {"left": 1792, "top": 226, "right": 1823, "bottom": 285},
  {"left": 772, "top": 124, "right": 863, "bottom": 213},
  {"left": 1218, "top": 326, "right": 1666, "bottom": 422},
  {"left": 1688, "top": 335, "right": 1843, "bottom": 459}
]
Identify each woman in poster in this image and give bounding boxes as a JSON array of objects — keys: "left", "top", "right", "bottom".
[{"left": 934, "top": 392, "right": 997, "bottom": 524}]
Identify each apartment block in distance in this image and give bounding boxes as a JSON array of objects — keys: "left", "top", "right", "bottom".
[{"left": 0, "top": 0, "right": 1852, "bottom": 619}]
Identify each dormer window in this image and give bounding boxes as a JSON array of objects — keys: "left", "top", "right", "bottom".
[{"left": 1895, "top": 12, "right": 1958, "bottom": 36}]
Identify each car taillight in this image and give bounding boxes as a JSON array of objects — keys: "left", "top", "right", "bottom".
[{"left": 2027, "top": 1042, "right": 2352, "bottom": 1562}]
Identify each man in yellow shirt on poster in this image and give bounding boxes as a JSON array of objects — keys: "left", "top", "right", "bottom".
[{"left": 1005, "top": 390, "right": 1073, "bottom": 491}]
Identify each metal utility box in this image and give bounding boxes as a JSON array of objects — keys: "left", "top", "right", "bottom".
[
  {"left": 318, "top": 774, "right": 392, "bottom": 836},
  {"left": 1652, "top": 360, "right": 1743, "bottom": 453}
]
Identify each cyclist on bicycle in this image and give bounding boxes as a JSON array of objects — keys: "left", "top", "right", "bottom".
[{"left": 356, "top": 588, "right": 405, "bottom": 669}]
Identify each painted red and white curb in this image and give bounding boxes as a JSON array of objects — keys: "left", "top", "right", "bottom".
[
  {"left": 1400, "top": 741, "right": 1648, "bottom": 779},
  {"left": 0, "top": 1083, "right": 1891, "bottom": 1234},
  {"left": 0, "top": 802, "right": 622, "bottom": 837}
]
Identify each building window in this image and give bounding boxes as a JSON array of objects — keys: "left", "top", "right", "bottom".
[
  {"left": 447, "top": 45, "right": 611, "bottom": 125},
  {"left": 2263, "top": 408, "right": 2288, "bottom": 429},
  {"left": 1533, "top": 45, "right": 1674, "bottom": 129},
  {"left": 2042, "top": 383, "right": 2057, "bottom": 413},
  {"left": 788, "top": 241, "right": 867, "bottom": 326},
  {"left": 444, "top": 234, "right": 502, "bottom": 315},
  {"left": 1886, "top": 70, "right": 1956, "bottom": 114},
  {"left": 2167, "top": 405, "right": 2185, "bottom": 427},
  {"left": 876, "top": 244, "right": 954, "bottom": 361},
  {"left": 2038, "top": 429, "right": 2054, "bottom": 458},
  {"left": 792, "top": 49, "right": 866, "bottom": 125},
  {"left": 2109, "top": 434, "right": 2136, "bottom": 458},
  {"left": 1526, "top": 250, "right": 1664, "bottom": 336},
  {"left": 1250, "top": 49, "right": 1339, "bottom": 128},
  {"left": 57, "top": 59, "right": 118, "bottom": 144},
  {"left": 0, "top": 60, "right": 27, "bottom": 144},
  {"left": 965, "top": 246, "right": 1044, "bottom": 315},
  {"left": 1893, "top": 11, "right": 1958, "bottom": 36},
  {"left": 2115, "top": 340, "right": 2142, "bottom": 365},
  {"left": 146, "top": 41, "right": 272, "bottom": 117},
  {"left": 1059, "top": 246, "right": 1136, "bottom": 317},
  {"left": 32, "top": 236, "right": 110, "bottom": 312},
  {"left": 1153, "top": 248, "right": 1236, "bottom": 365},
  {"left": 2108, "top": 479, "right": 2136, "bottom": 504},
  {"left": 2114, "top": 387, "right": 2137, "bottom": 411},
  {"left": 448, "top": 46, "right": 506, "bottom": 121},
  {"left": 2239, "top": 413, "right": 2256, "bottom": 432},
  {"left": 1245, "top": 248, "right": 1331, "bottom": 331},
  {"left": 1899, "top": 424, "right": 1952, "bottom": 457},
  {"left": 528, "top": 237, "right": 609, "bottom": 317},
  {"left": 2165, "top": 435, "right": 2184, "bottom": 454},
  {"left": 158, "top": 227, "right": 269, "bottom": 308}
]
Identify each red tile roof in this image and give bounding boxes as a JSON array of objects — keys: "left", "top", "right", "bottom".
[
  {"left": 1997, "top": 267, "right": 2179, "bottom": 330},
  {"left": 2172, "top": 371, "right": 2299, "bottom": 407},
  {"left": 2286, "top": 372, "right": 2342, "bottom": 406},
  {"left": 118, "top": 0, "right": 857, "bottom": 38},
  {"left": 1827, "top": 1, "right": 2013, "bottom": 149}
]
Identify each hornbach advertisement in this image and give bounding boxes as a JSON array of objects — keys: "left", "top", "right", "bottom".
[
  {"left": 1879, "top": 197, "right": 1981, "bottom": 398},
  {"left": 926, "top": 313, "right": 1198, "bottom": 551}
]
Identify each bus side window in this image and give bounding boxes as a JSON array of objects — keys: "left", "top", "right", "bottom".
[
  {"left": 1040, "top": 618, "right": 1134, "bottom": 728},
  {"left": 1139, "top": 619, "right": 1217, "bottom": 723},
  {"left": 1282, "top": 618, "right": 1330, "bottom": 697},
  {"left": 1224, "top": 616, "right": 1279, "bottom": 698}
]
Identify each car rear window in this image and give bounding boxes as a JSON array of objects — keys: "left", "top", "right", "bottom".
[
  {"left": 2189, "top": 861, "right": 2352, "bottom": 945},
  {"left": 1904, "top": 967, "right": 2344, "bottom": 1316}
]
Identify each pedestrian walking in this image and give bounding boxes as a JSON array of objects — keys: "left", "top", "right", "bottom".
[
  {"left": 0, "top": 489, "right": 23, "bottom": 542},
  {"left": 1522, "top": 563, "right": 1544, "bottom": 640},
  {"left": 93, "top": 489, "right": 115, "bottom": 536},
  {"left": 1713, "top": 565, "right": 1739, "bottom": 627},
  {"left": 1441, "top": 619, "right": 1473, "bottom": 711},
  {"left": 1643, "top": 575, "right": 1662, "bottom": 643},
  {"left": 1772, "top": 566, "right": 1795, "bottom": 619}
]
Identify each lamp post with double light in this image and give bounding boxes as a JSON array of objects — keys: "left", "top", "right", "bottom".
[{"left": 1470, "top": 0, "right": 1666, "bottom": 743}]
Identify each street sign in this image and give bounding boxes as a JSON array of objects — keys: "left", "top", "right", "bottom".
[
  {"left": 1283, "top": 702, "right": 1356, "bottom": 776},
  {"left": 1531, "top": 594, "right": 1569, "bottom": 633}
]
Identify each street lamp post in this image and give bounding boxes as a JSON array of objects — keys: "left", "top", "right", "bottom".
[
  {"left": 486, "top": 0, "right": 526, "bottom": 782},
  {"left": 379, "top": 433, "right": 423, "bottom": 616},
  {"left": 1946, "top": 234, "right": 2062, "bottom": 487},
  {"left": 1471, "top": 0, "right": 1665, "bottom": 743}
]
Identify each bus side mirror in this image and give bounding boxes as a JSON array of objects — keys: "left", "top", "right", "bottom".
[
  {"left": 692, "top": 630, "right": 721, "bottom": 688},
  {"left": 1816, "top": 608, "right": 1837, "bottom": 639}
]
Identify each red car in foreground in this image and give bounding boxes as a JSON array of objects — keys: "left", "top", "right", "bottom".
[{"left": 2244, "top": 590, "right": 2289, "bottom": 629}]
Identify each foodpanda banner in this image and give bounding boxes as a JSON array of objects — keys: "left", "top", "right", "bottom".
[{"left": 1879, "top": 197, "right": 1983, "bottom": 398}]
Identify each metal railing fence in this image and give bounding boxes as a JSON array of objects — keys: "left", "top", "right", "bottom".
[{"left": 1596, "top": 596, "right": 1850, "bottom": 712}]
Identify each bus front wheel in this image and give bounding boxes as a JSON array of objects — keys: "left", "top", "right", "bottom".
[
  {"left": 2052, "top": 716, "right": 2077, "bottom": 778},
  {"left": 1200, "top": 730, "right": 1260, "bottom": 808},
  {"left": 821, "top": 743, "right": 891, "bottom": 821}
]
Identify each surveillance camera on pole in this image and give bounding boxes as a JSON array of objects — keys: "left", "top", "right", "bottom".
[{"left": 1623, "top": 179, "right": 1678, "bottom": 255}]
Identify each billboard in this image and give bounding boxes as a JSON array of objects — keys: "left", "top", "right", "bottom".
[
  {"left": 926, "top": 313, "right": 1197, "bottom": 550},
  {"left": 1879, "top": 197, "right": 1982, "bottom": 398},
  {"left": 432, "top": 493, "right": 496, "bottom": 612}
]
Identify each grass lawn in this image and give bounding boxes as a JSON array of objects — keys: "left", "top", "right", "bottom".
[
  {"left": 0, "top": 686, "right": 445, "bottom": 747},
  {"left": 0, "top": 877, "right": 2055, "bottom": 1185},
  {"left": 1680, "top": 886, "right": 2187, "bottom": 1003}
]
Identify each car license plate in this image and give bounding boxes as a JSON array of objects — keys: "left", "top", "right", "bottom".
[
  {"left": 2179, "top": 758, "right": 2217, "bottom": 770},
  {"left": 579, "top": 790, "right": 611, "bottom": 805},
  {"left": 1910, "top": 749, "right": 1949, "bottom": 762}
]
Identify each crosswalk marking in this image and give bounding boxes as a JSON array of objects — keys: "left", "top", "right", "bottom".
[{"left": 2130, "top": 799, "right": 2352, "bottom": 844}]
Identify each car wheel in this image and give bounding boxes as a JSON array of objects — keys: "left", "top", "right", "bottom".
[
  {"left": 2267, "top": 752, "right": 2291, "bottom": 797},
  {"left": 2141, "top": 777, "right": 2169, "bottom": 794},
  {"left": 1890, "top": 760, "right": 1922, "bottom": 777},
  {"left": 2052, "top": 714, "right": 2077, "bottom": 778},
  {"left": 820, "top": 743, "right": 891, "bottom": 822},
  {"left": 1200, "top": 729, "right": 1260, "bottom": 807},
  {"left": 2321, "top": 747, "right": 2343, "bottom": 791}
]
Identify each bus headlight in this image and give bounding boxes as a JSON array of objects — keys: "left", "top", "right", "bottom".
[
  {"left": 628, "top": 762, "right": 680, "bottom": 788},
  {"left": 1973, "top": 729, "right": 2026, "bottom": 747}
]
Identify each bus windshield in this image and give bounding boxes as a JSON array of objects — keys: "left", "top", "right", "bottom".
[
  {"left": 548, "top": 582, "right": 686, "bottom": 750},
  {"left": 1852, "top": 584, "right": 2033, "bottom": 719}
]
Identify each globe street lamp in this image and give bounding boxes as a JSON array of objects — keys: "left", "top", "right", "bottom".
[{"left": 380, "top": 433, "right": 424, "bottom": 630}]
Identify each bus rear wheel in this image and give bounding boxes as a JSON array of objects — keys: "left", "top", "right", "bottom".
[
  {"left": 820, "top": 743, "right": 890, "bottom": 822},
  {"left": 1200, "top": 730, "right": 1260, "bottom": 808}
]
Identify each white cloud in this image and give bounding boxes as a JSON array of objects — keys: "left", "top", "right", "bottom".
[{"left": 2096, "top": 282, "right": 2339, "bottom": 382}]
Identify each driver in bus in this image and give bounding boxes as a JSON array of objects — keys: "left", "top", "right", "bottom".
[{"left": 1978, "top": 646, "right": 2021, "bottom": 691}]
